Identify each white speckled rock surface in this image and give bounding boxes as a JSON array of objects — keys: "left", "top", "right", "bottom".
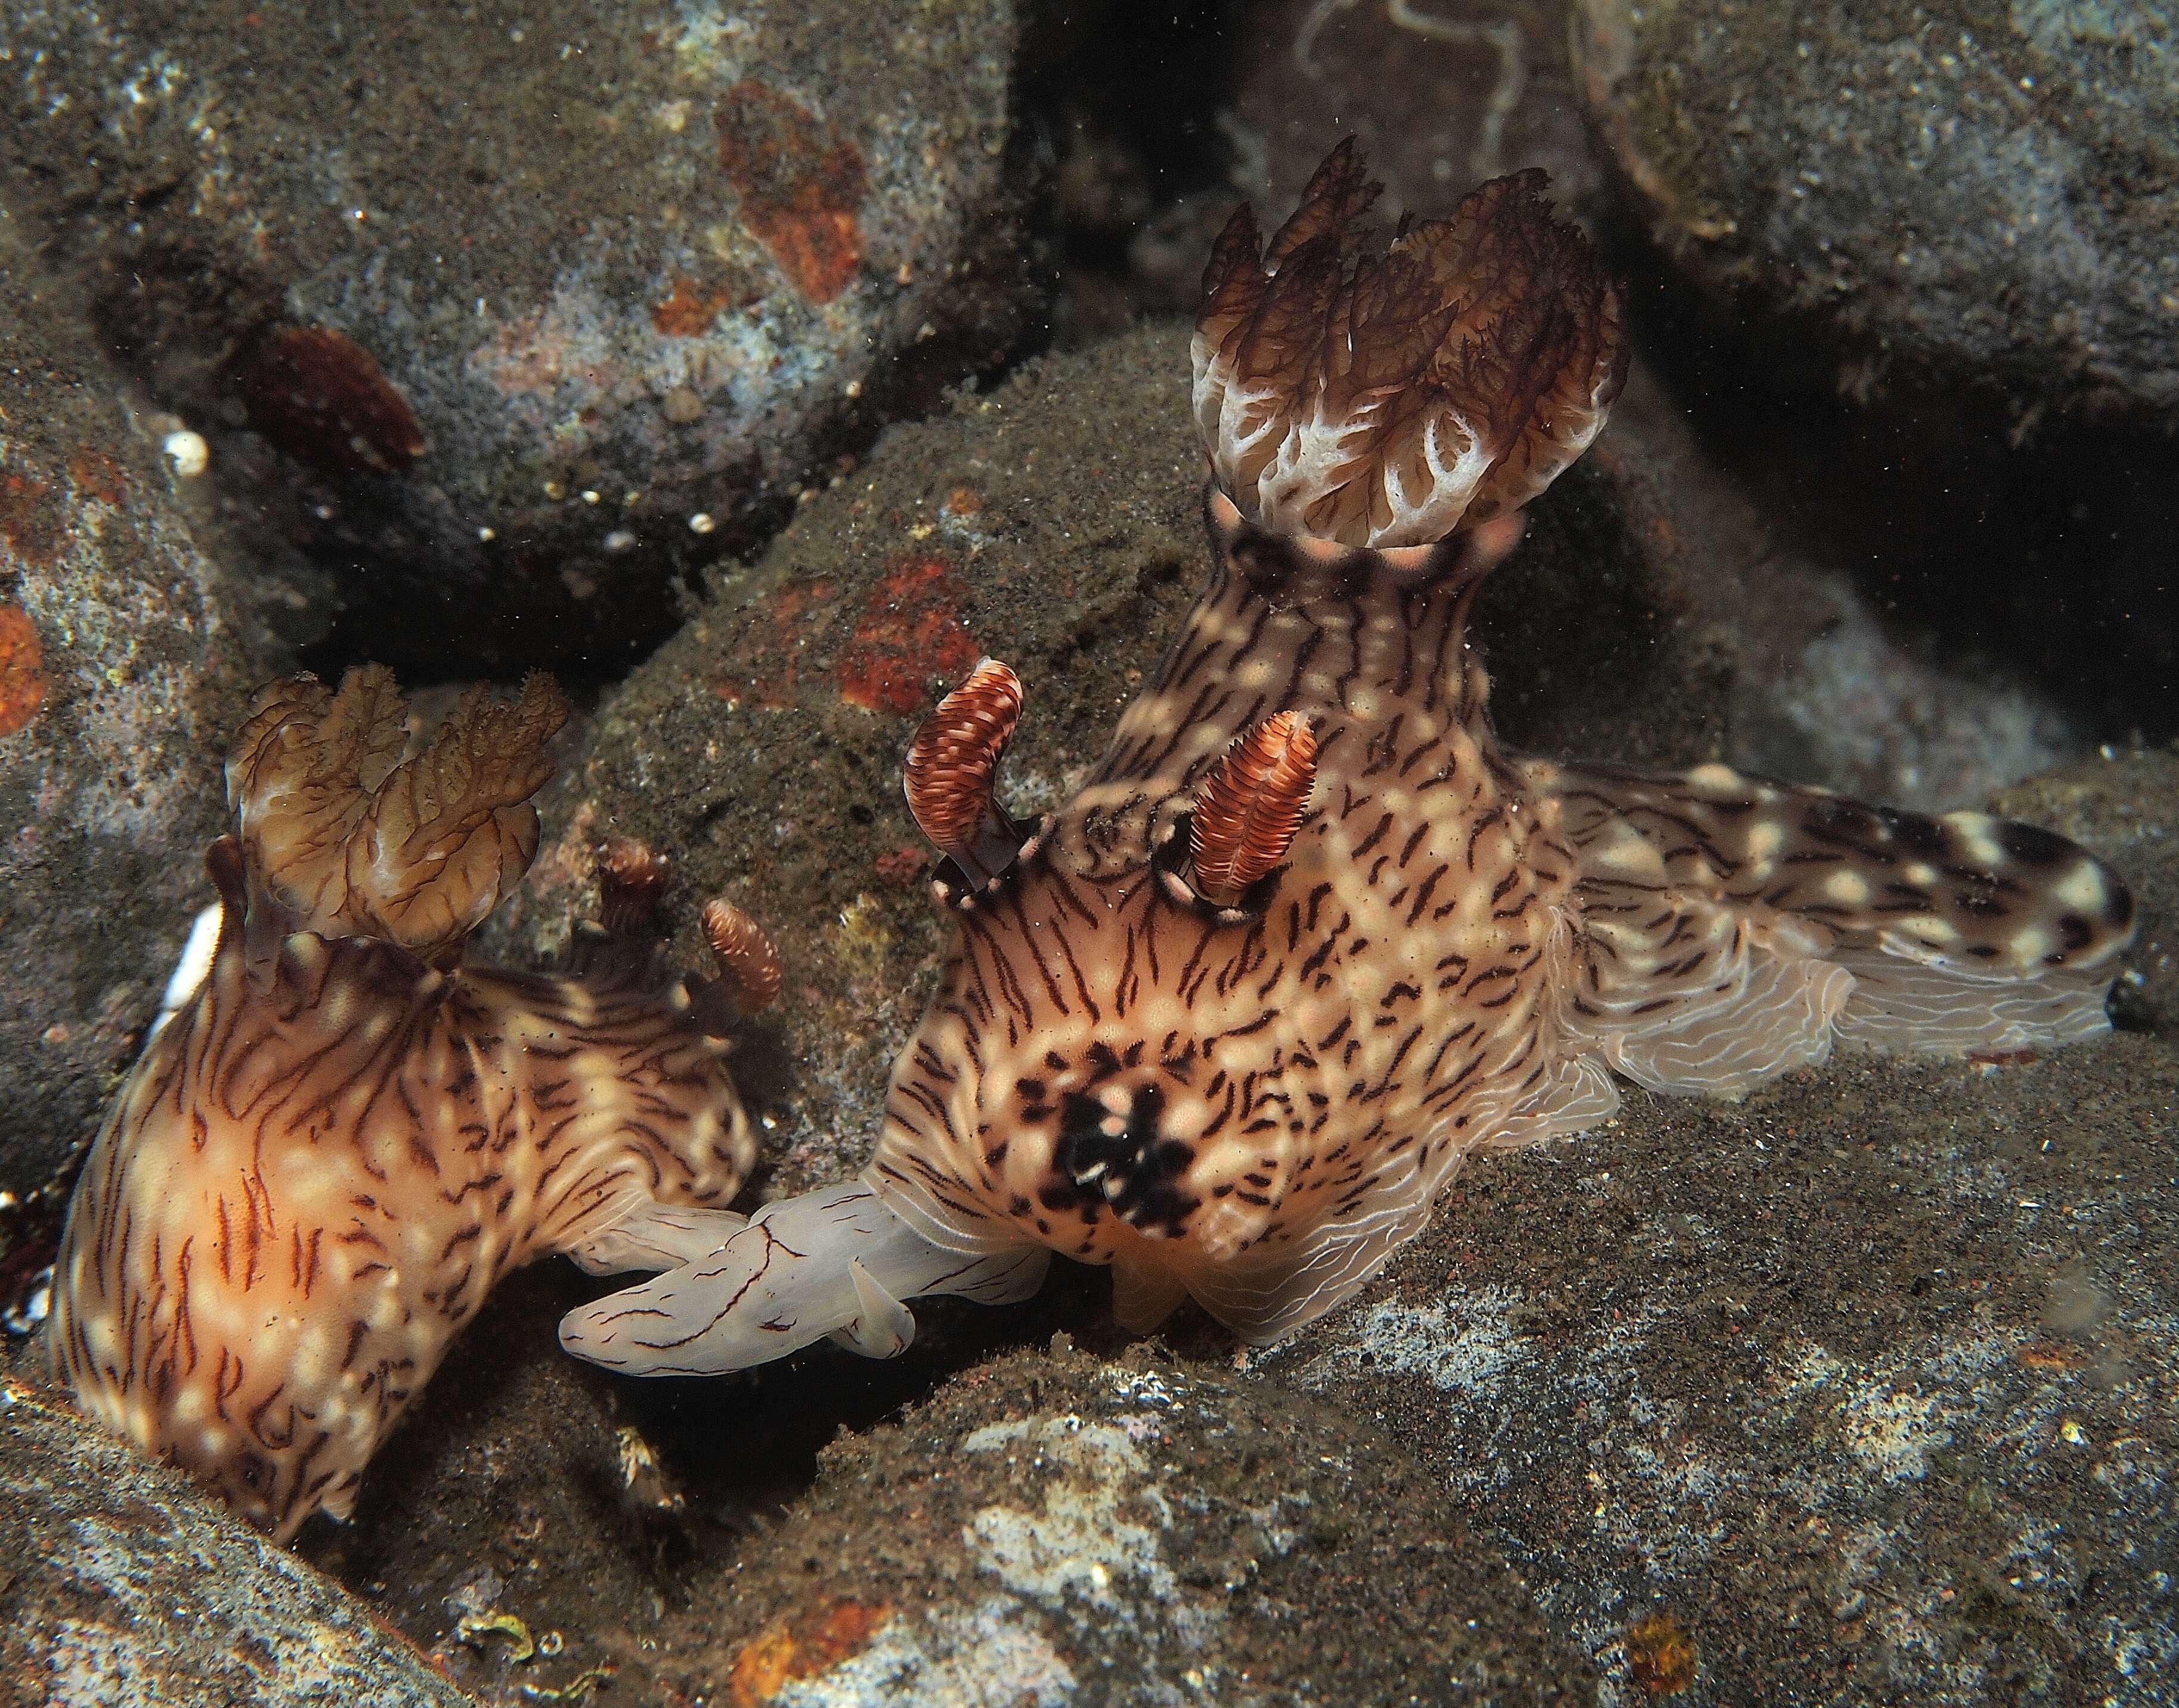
[{"left": 0, "top": 1378, "right": 473, "bottom": 1708}]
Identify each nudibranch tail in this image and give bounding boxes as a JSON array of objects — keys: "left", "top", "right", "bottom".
[
  {"left": 903, "top": 657, "right": 1028, "bottom": 889},
  {"left": 1529, "top": 760, "right": 2138, "bottom": 1095},
  {"left": 558, "top": 1181, "right": 1050, "bottom": 1376},
  {"left": 1193, "top": 138, "right": 1627, "bottom": 548}
]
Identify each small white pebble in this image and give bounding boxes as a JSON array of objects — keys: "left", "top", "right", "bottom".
[
  {"left": 603, "top": 529, "right": 636, "bottom": 553},
  {"left": 163, "top": 429, "right": 209, "bottom": 478},
  {"left": 581, "top": 488, "right": 601, "bottom": 504},
  {"left": 689, "top": 512, "right": 716, "bottom": 535},
  {"left": 477, "top": 526, "right": 497, "bottom": 543}
]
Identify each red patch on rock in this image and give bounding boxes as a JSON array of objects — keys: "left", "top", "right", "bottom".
[
  {"left": 714, "top": 82, "right": 867, "bottom": 303},
  {"left": 237, "top": 326, "right": 426, "bottom": 476},
  {"left": 0, "top": 469, "right": 63, "bottom": 566},
  {"left": 873, "top": 844, "right": 927, "bottom": 887},
  {"left": 713, "top": 578, "right": 839, "bottom": 711},
  {"left": 0, "top": 602, "right": 48, "bottom": 737},
  {"left": 652, "top": 274, "right": 735, "bottom": 337},
  {"left": 727, "top": 1598, "right": 891, "bottom": 1705},
  {"left": 68, "top": 448, "right": 128, "bottom": 507},
  {"left": 838, "top": 554, "right": 980, "bottom": 716}
]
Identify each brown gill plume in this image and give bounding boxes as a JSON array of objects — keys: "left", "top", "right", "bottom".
[{"left": 1193, "top": 139, "right": 1627, "bottom": 548}]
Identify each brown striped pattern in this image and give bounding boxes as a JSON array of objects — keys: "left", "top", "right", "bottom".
[
  {"left": 50, "top": 677, "right": 754, "bottom": 1541},
  {"left": 863, "top": 487, "right": 2137, "bottom": 1344},
  {"left": 868, "top": 491, "right": 1603, "bottom": 1340}
]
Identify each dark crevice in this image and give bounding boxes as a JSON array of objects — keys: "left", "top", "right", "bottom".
[{"left": 1589, "top": 205, "right": 2178, "bottom": 747}]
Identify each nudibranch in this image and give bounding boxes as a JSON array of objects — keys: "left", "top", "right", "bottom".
[
  {"left": 48, "top": 666, "right": 775, "bottom": 1539},
  {"left": 559, "top": 142, "right": 2136, "bottom": 1375}
]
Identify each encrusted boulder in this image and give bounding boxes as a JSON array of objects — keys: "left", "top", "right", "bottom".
[
  {"left": 1574, "top": 0, "right": 2179, "bottom": 424},
  {"left": 0, "top": 1376, "right": 472, "bottom": 1708},
  {"left": 489, "top": 321, "right": 2097, "bottom": 1199},
  {"left": 0, "top": 0, "right": 1032, "bottom": 669}
]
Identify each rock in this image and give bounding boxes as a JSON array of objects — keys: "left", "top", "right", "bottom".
[
  {"left": 488, "top": 321, "right": 2095, "bottom": 1199},
  {"left": 1085, "top": 2, "right": 1605, "bottom": 330},
  {"left": 1221, "top": 0, "right": 1604, "bottom": 233},
  {"left": 1248, "top": 750, "right": 2178, "bottom": 1704},
  {"left": 0, "top": 1375, "right": 473, "bottom": 1708},
  {"left": 270, "top": 1266, "right": 1593, "bottom": 1704},
  {"left": 1573, "top": 0, "right": 2179, "bottom": 423},
  {"left": 645, "top": 1340, "right": 1596, "bottom": 1704},
  {"left": 0, "top": 246, "right": 287, "bottom": 1210},
  {"left": 1724, "top": 572, "right": 2079, "bottom": 813},
  {"left": 0, "top": 0, "right": 1032, "bottom": 671}
]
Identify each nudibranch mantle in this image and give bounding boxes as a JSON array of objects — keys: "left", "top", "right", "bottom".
[
  {"left": 51, "top": 668, "right": 768, "bottom": 1539},
  {"left": 559, "top": 144, "right": 2135, "bottom": 1376}
]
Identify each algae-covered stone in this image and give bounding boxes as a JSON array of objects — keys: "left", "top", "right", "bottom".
[
  {"left": 1574, "top": 0, "right": 2179, "bottom": 422},
  {"left": 0, "top": 247, "right": 286, "bottom": 1203},
  {"left": 1222, "top": 0, "right": 1605, "bottom": 231},
  {"left": 487, "top": 322, "right": 1744, "bottom": 1195},
  {"left": 491, "top": 318, "right": 2078, "bottom": 1201},
  {"left": 654, "top": 1340, "right": 1596, "bottom": 1704},
  {"left": 0, "top": 0, "right": 1030, "bottom": 669},
  {"left": 0, "top": 1377, "right": 473, "bottom": 1708}
]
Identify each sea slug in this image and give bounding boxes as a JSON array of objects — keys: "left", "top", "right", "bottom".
[
  {"left": 49, "top": 667, "right": 773, "bottom": 1537},
  {"left": 559, "top": 142, "right": 2136, "bottom": 1374}
]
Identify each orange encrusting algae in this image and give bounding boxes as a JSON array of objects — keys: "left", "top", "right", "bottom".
[{"left": 0, "top": 602, "right": 47, "bottom": 737}]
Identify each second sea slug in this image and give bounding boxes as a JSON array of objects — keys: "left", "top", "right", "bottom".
[
  {"left": 48, "top": 667, "right": 776, "bottom": 1539},
  {"left": 558, "top": 144, "right": 2136, "bottom": 1375}
]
